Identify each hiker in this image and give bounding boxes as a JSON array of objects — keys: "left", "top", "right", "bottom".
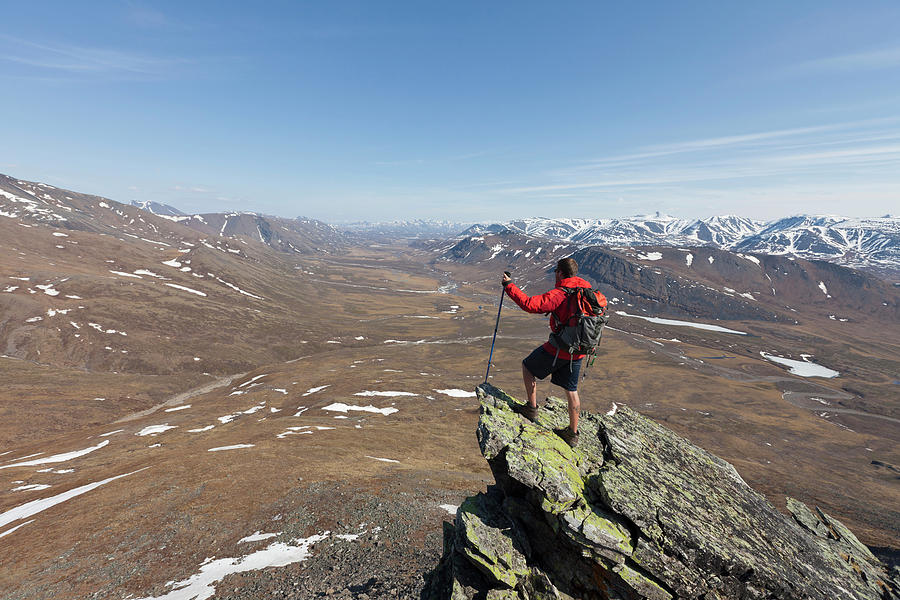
[{"left": 501, "top": 257, "right": 606, "bottom": 447}]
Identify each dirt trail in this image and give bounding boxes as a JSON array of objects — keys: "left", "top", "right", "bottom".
[{"left": 114, "top": 371, "right": 247, "bottom": 423}]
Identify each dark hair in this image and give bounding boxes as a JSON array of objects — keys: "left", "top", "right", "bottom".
[{"left": 556, "top": 257, "right": 578, "bottom": 278}]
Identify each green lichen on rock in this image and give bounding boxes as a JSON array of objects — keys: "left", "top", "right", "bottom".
[
  {"left": 422, "top": 385, "right": 900, "bottom": 600},
  {"left": 458, "top": 493, "right": 531, "bottom": 588}
]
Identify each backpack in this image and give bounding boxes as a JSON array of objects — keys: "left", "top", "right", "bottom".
[{"left": 548, "top": 287, "right": 609, "bottom": 364}]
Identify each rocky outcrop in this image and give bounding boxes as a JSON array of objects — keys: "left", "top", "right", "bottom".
[{"left": 422, "top": 384, "right": 900, "bottom": 600}]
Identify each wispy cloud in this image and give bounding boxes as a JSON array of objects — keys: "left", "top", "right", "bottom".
[
  {"left": 794, "top": 46, "right": 900, "bottom": 73},
  {"left": 491, "top": 118, "right": 900, "bottom": 199},
  {"left": 172, "top": 184, "right": 214, "bottom": 194},
  {"left": 0, "top": 35, "right": 190, "bottom": 80}
]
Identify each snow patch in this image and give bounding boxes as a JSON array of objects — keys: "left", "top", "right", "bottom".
[
  {"left": 188, "top": 426, "right": 215, "bottom": 433},
  {"left": 365, "top": 456, "right": 400, "bottom": 463},
  {"left": 131, "top": 532, "right": 333, "bottom": 600},
  {"left": 165, "top": 283, "right": 207, "bottom": 297},
  {"left": 208, "top": 444, "right": 255, "bottom": 452},
  {"left": 433, "top": 389, "right": 476, "bottom": 398},
  {"left": 301, "top": 385, "right": 330, "bottom": 397},
  {"left": 322, "top": 403, "right": 399, "bottom": 416},
  {"left": 760, "top": 352, "right": 839, "bottom": 378},
  {"left": 136, "top": 425, "right": 177, "bottom": 436},
  {"left": 0, "top": 440, "right": 109, "bottom": 470},
  {"left": 0, "top": 468, "right": 146, "bottom": 531},
  {"left": 239, "top": 531, "right": 279, "bottom": 543},
  {"left": 12, "top": 484, "right": 51, "bottom": 492},
  {"left": 615, "top": 311, "right": 747, "bottom": 335}
]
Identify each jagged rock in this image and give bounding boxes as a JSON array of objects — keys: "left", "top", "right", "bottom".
[{"left": 422, "top": 384, "right": 900, "bottom": 600}]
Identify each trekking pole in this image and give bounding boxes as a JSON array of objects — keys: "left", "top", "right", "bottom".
[{"left": 484, "top": 271, "right": 511, "bottom": 384}]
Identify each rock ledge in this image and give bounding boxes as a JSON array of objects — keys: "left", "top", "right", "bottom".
[{"left": 422, "top": 384, "right": 899, "bottom": 600}]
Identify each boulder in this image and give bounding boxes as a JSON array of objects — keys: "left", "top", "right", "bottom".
[{"left": 422, "top": 384, "right": 900, "bottom": 600}]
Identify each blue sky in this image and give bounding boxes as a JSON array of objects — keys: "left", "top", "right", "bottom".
[{"left": 2, "top": 1, "right": 899, "bottom": 222}]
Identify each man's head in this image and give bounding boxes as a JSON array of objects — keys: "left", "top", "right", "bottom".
[{"left": 556, "top": 257, "right": 578, "bottom": 280}]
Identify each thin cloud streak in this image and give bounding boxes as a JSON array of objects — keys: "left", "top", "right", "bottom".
[
  {"left": 0, "top": 36, "right": 187, "bottom": 77},
  {"left": 497, "top": 123, "right": 900, "bottom": 195},
  {"left": 795, "top": 46, "right": 900, "bottom": 73},
  {"left": 569, "top": 117, "right": 900, "bottom": 173}
]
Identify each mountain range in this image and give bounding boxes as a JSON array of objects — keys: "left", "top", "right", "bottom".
[{"left": 463, "top": 214, "right": 900, "bottom": 281}]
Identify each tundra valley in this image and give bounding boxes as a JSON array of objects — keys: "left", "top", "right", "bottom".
[{"left": 1, "top": 174, "right": 898, "bottom": 599}]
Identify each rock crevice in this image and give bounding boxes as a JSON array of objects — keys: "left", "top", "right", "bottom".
[{"left": 422, "top": 384, "right": 899, "bottom": 600}]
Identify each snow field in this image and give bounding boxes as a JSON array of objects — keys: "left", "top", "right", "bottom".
[{"left": 759, "top": 352, "right": 839, "bottom": 378}]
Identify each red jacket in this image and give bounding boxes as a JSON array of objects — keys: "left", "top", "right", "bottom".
[{"left": 504, "top": 275, "right": 604, "bottom": 361}]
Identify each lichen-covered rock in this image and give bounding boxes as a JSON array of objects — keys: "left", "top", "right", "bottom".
[{"left": 422, "top": 384, "right": 900, "bottom": 600}]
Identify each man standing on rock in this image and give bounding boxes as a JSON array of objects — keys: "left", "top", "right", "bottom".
[{"left": 501, "top": 257, "right": 606, "bottom": 448}]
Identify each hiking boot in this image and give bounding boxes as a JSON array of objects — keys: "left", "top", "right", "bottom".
[
  {"left": 554, "top": 426, "right": 579, "bottom": 448},
  {"left": 512, "top": 402, "right": 539, "bottom": 422}
]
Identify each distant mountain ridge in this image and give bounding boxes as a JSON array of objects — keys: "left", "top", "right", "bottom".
[
  {"left": 0, "top": 173, "right": 344, "bottom": 255},
  {"left": 338, "top": 219, "right": 474, "bottom": 239},
  {"left": 464, "top": 213, "right": 900, "bottom": 279}
]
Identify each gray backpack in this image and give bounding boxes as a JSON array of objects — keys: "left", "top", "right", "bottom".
[{"left": 548, "top": 287, "right": 609, "bottom": 366}]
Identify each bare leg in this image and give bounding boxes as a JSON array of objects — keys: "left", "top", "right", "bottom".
[
  {"left": 522, "top": 363, "right": 537, "bottom": 408},
  {"left": 564, "top": 390, "right": 580, "bottom": 433}
]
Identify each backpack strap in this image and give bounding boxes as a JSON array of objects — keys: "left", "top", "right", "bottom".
[{"left": 549, "top": 286, "right": 576, "bottom": 329}]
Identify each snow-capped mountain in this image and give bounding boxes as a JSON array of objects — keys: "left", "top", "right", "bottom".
[
  {"left": 463, "top": 214, "right": 899, "bottom": 279},
  {"left": 129, "top": 200, "right": 185, "bottom": 216},
  {"left": 680, "top": 215, "right": 766, "bottom": 247},
  {"left": 734, "top": 216, "right": 900, "bottom": 273}
]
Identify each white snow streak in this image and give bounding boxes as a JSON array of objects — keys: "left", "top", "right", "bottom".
[
  {"left": 614, "top": 311, "right": 747, "bottom": 335},
  {"left": 365, "top": 456, "right": 400, "bottom": 463},
  {"left": 0, "top": 440, "right": 109, "bottom": 470},
  {"left": 136, "top": 424, "right": 177, "bottom": 436},
  {"left": 433, "top": 389, "right": 476, "bottom": 398},
  {"left": 208, "top": 444, "right": 255, "bottom": 452},
  {"left": 165, "top": 283, "right": 207, "bottom": 297},
  {"left": 0, "top": 468, "right": 147, "bottom": 530},
  {"left": 322, "top": 403, "right": 399, "bottom": 416},
  {"left": 301, "top": 385, "right": 329, "bottom": 397}
]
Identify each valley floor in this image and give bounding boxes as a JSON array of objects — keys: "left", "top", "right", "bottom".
[{"left": 1, "top": 246, "right": 898, "bottom": 599}]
